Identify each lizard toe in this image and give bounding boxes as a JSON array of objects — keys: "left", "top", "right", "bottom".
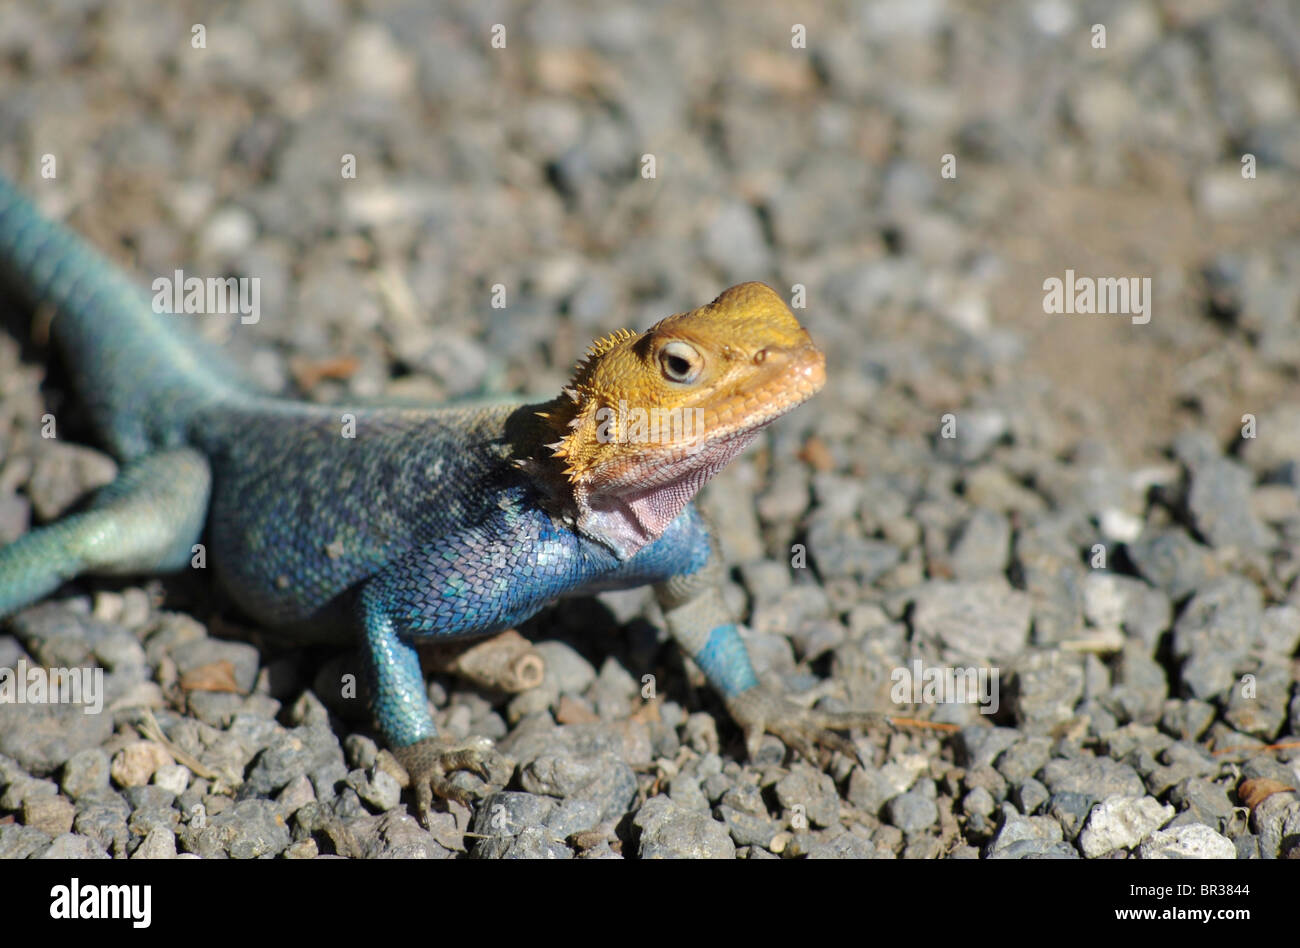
[
  {"left": 728, "top": 687, "right": 878, "bottom": 767},
  {"left": 394, "top": 737, "right": 513, "bottom": 827}
]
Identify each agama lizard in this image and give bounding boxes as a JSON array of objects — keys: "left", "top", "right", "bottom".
[{"left": 0, "top": 174, "right": 877, "bottom": 824}]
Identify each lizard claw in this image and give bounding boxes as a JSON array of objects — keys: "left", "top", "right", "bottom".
[
  {"left": 392, "top": 737, "right": 513, "bottom": 827},
  {"left": 725, "top": 687, "right": 889, "bottom": 767}
]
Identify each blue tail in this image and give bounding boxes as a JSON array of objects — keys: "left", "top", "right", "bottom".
[{"left": 0, "top": 174, "right": 251, "bottom": 459}]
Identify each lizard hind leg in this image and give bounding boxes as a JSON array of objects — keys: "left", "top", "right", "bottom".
[{"left": 0, "top": 447, "right": 211, "bottom": 617}]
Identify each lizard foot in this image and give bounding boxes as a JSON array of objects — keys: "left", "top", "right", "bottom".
[
  {"left": 392, "top": 737, "right": 513, "bottom": 827},
  {"left": 725, "top": 687, "right": 890, "bottom": 766}
]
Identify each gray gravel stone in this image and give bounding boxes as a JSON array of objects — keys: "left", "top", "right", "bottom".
[
  {"left": 994, "top": 737, "right": 1052, "bottom": 784},
  {"left": 962, "top": 784, "right": 996, "bottom": 815},
  {"left": 774, "top": 764, "right": 840, "bottom": 828},
  {"left": 131, "top": 826, "right": 178, "bottom": 859},
  {"left": 122, "top": 785, "right": 176, "bottom": 811},
  {"left": 1126, "top": 529, "right": 1215, "bottom": 600},
  {"left": 1182, "top": 449, "right": 1273, "bottom": 551},
  {"left": 72, "top": 789, "right": 130, "bottom": 856},
  {"left": 1172, "top": 577, "right": 1263, "bottom": 700},
  {"left": 534, "top": 641, "right": 597, "bottom": 695},
  {"left": 1241, "top": 404, "right": 1300, "bottom": 475},
  {"left": 25, "top": 443, "right": 117, "bottom": 521},
  {"left": 986, "top": 804, "right": 1065, "bottom": 857},
  {"left": 956, "top": 727, "right": 1022, "bottom": 769},
  {"left": 806, "top": 518, "right": 903, "bottom": 586},
  {"left": 948, "top": 509, "right": 1011, "bottom": 581},
  {"left": 152, "top": 763, "right": 191, "bottom": 796},
  {"left": 1168, "top": 777, "right": 1234, "bottom": 830},
  {"left": 0, "top": 823, "right": 53, "bottom": 858},
  {"left": 1160, "top": 699, "right": 1217, "bottom": 741},
  {"left": 1047, "top": 792, "right": 1096, "bottom": 840},
  {"left": 716, "top": 802, "right": 779, "bottom": 848},
  {"left": 1234, "top": 835, "right": 1262, "bottom": 859},
  {"left": 271, "top": 773, "right": 315, "bottom": 819},
  {"left": 182, "top": 798, "right": 292, "bottom": 858},
  {"left": 355, "top": 811, "right": 459, "bottom": 859},
  {"left": 634, "top": 795, "right": 736, "bottom": 859},
  {"left": 667, "top": 774, "right": 710, "bottom": 813},
  {"left": 1260, "top": 604, "right": 1300, "bottom": 657},
  {"left": 37, "top": 832, "right": 110, "bottom": 859},
  {"left": 347, "top": 767, "right": 402, "bottom": 812},
  {"left": 1248, "top": 787, "right": 1300, "bottom": 858},
  {"left": 1223, "top": 665, "right": 1290, "bottom": 738},
  {"left": 935, "top": 408, "right": 1008, "bottom": 463},
  {"left": 1079, "top": 796, "right": 1174, "bottom": 858},
  {"left": 185, "top": 692, "right": 245, "bottom": 729},
  {"left": 472, "top": 791, "right": 556, "bottom": 840},
  {"left": 1, "top": 773, "right": 57, "bottom": 810},
  {"left": 519, "top": 752, "right": 636, "bottom": 824},
  {"left": 477, "top": 824, "right": 572, "bottom": 859},
  {"left": 912, "top": 580, "right": 1031, "bottom": 662},
  {"left": 1010, "top": 651, "right": 1084, "bottom": 729},
  {"left": 1041, "top": 757, "right": 1145, "bottom": 799},
  {"left": 127, "top": 805, "right": 181, "bottom": 844},
  {"left": 1107, "top": 641, "right": 1169, "bottom": 724},
  {"left": 0, "top": 692, "right": 116, "bottom": 776},
  {"left": 963, "top": 764, "right": 1009, "bottom": 804},
  {"left": 1012, "top": 778, "right": 1050, "bottom": 815},
  {"left": 244, "top": 726, "right": 344, "bottom": 796},
  {"left": 804, "top": 830, "right": 880, "bottom": 859},
  {"left": 544, "top": 798, "right": 605, "bottom": 840},
  {"left": 884, "top": 791, "right": 938, "bottom": 833},
  {"left": 987, "top": 838, "right": 1080, "bottom": 859},
  {"left": 343, "top": 734, "right": 379, "bottom": 770},
  {"left": 1138, "top": 823, "right": 1237, "bottom": 859}
]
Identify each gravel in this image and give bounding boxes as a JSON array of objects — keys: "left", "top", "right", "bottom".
[
  {"left": 0, "top": 0, "right": 1297, "bottom": 861},
  {"left": 1138, "top": 824, "right": 1237, "bottom": 860},
  {"left": 1078, "top": 796, "right": 1176, "bottom": 858}
]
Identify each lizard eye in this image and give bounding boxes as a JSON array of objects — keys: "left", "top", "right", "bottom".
[{"left": 658, "top": 341, "right": 701, "bottom": 384}]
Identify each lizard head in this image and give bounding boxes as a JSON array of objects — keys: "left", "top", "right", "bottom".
[{"left": 533, "top": 282, "right": 825, "bottom": 558}]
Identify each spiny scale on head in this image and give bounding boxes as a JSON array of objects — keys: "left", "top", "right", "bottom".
[
  {"left": 534, "top": 327, "right": 638, "bottom": 455},
  {"left": 571, "top": 328, "right": 635, "bottom": 392}
]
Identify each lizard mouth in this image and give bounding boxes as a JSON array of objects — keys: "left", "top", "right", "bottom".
[{"left": 704, "top": 337, "right": 827, "bottom": 436}]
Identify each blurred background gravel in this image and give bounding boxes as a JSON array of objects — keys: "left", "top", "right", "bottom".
[{"left": 1, "top": 0, "right": 1299, "bottom": 859}]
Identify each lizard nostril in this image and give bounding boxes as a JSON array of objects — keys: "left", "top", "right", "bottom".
[{"left": 753, "top": 348, "right": 768, "bottom": 364}]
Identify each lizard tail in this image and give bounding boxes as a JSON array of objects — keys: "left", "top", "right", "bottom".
[{"left": 0, "top": 174, "right": 253, "bottom": 459}]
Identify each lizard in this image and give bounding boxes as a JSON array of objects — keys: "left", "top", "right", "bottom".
[{"left": 0, "top": 173, "right": 880, "bottom": 826}]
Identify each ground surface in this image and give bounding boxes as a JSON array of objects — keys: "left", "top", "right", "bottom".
[{"left": 0, "top": 0, "right": 1298, "bottom": 859}]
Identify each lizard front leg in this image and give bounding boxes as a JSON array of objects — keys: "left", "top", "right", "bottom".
[
  {"left": 654, "top": 545, "right": 887, "bottom": 764},
  {"left": 355, "top": 509, "right": 575, "bottom": 824}
]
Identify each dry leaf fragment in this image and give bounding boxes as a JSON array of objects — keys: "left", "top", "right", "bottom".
[
  {"left": 179, "top": 659, "right": 241, "bottom": 694},
  {"left": 1239, "top": 777, "right": 1295, "bottom": 813}
]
